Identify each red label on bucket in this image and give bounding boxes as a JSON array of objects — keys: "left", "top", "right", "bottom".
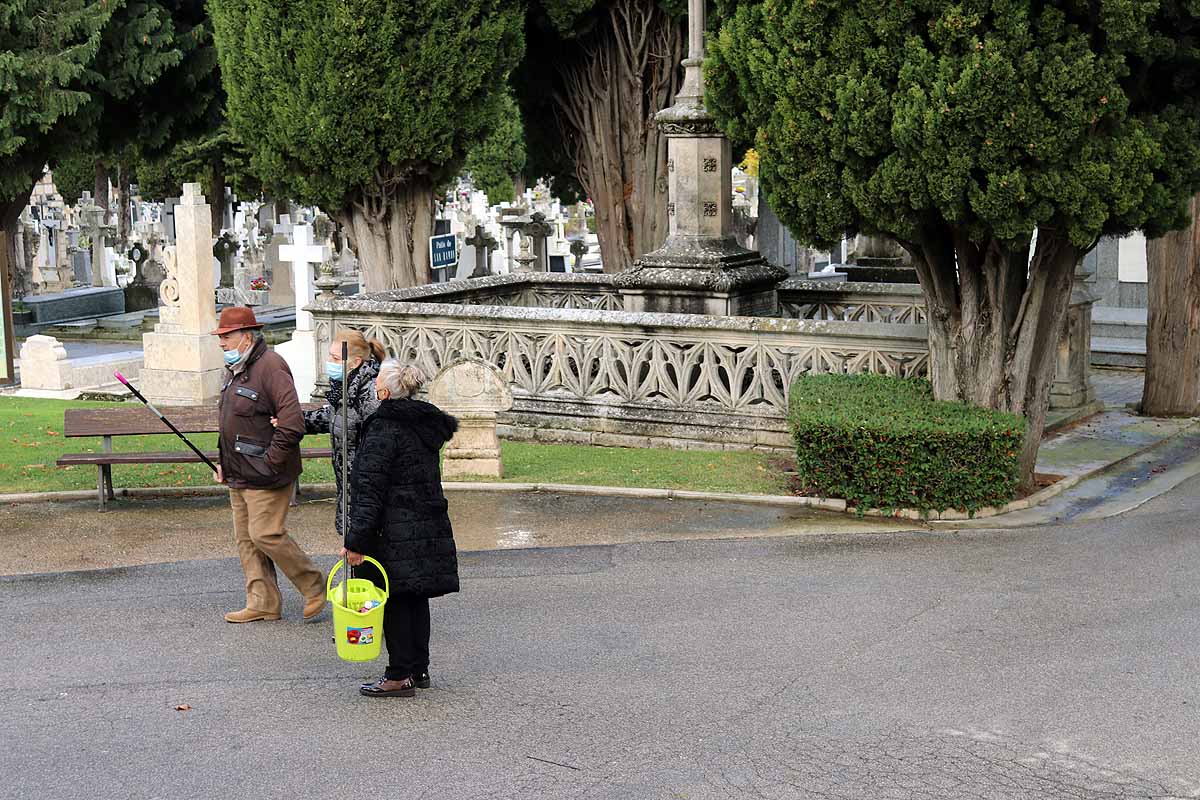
[{"left": 346, "top": 627, "right": 374, "bottom": 645}]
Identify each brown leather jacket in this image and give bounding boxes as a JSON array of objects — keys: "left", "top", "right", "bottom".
[{"left": 217, "top": 336, "right": 304, "bottom": 490}]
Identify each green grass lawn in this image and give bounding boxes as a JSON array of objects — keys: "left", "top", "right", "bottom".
[{"left": 0, "top": 397, "right": 788, "bottom": 495}]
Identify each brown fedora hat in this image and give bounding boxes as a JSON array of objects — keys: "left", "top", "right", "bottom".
[{"left": 210, "top": 306, "right": 265, "bottom": 335}]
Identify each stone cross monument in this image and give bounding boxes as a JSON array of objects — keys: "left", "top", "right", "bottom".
[
  {"left": 465, "top": 225, "right": 498, "bottom": 278},
  {"left": 139, "top": 183, "right": 225, "bottom": 405},
  {"left": 274, "top": 223, "right": 331, "bottom": 401},
  {"left": 612, "top": 0, "right": 786, "bottom": 315}
]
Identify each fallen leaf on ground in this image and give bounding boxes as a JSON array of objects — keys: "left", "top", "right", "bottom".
[{"left": 174, "top": 704, "right": 192, "bottom": 712}]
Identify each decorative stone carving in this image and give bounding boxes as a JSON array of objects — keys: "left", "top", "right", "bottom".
[
  {"left": 309, "top": 282, "right": 929, "bottom": 451},
  {"left": 428, "top": 360, "right": 514, "bottom": 479}
]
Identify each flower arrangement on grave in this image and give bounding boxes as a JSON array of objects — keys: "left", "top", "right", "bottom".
[{"left": 249, "top": 276, "right": 269, "bottom": 291}]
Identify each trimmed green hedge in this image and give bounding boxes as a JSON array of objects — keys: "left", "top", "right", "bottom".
[{"left": 788, "top": 374, "right": 1025, "bottom": 513}]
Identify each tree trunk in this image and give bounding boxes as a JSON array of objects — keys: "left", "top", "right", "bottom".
[
  {"left": 551, "top": 0, "right": 684, "bottom": 273},
  {"left": 904, "top": 227, "right": 1084, "bottom": 491},
  {"left": 94, "top": 160, "right": 110, "bottom": 213},
  {"left": 115, "top": 159, "right": 131, "bottom": 249},
  {"left": 205, "top": 164, "right": 226, "bottom": 237},
  {"left": 1, "top": 194, "right": 28, "bottom": 301},
  {"left": 339, "top": 176, "right": 435, "bottom": 292},
  {"left": 1142, "top": 193, "right": 1200, "bottom": 416}
]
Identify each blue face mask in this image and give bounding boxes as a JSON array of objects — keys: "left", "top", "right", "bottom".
[
  {"left": 326, "top": 361, "right": 344, "bottom": 382},
  {"left": 223, "top": 348, "right": 244, "bottom": 366}
]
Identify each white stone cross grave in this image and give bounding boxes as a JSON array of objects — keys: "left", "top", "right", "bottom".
[
  {"left": 275, "top": 223, "right": 330, "bottom": 401},
  {"left": 278, "top": 224, "right": 329, "bottom": 332}
]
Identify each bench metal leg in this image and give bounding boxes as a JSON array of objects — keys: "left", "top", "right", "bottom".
[
  {"left": 290, "top": 481, "right": 300, "bottom": 507},
  {"left": 98, "top": 435, "right": 113, "bottom": 511}
]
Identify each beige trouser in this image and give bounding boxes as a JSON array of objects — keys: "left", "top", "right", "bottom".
[{"left": 229, "top": 484, "right": 324, "bottom": 615}]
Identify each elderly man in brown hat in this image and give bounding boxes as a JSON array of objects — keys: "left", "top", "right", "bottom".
[{"left": 211, "top": 306, "right": 325, "bottom": 623}]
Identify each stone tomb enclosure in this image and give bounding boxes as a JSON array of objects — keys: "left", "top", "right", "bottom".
[{"left": 427, "top": 360, "right": 514, "bottom": 478}]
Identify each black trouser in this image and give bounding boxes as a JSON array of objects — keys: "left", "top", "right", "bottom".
[
  {"left": 381, "top": 594, "right": 430, "bottom": 680},
  {"left": 359, "top": 562, "right": 431, "bottom": 680}
]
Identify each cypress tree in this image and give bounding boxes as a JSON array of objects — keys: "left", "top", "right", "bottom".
[
  {"left": 708, "top": 0, "right": 1200, "bottom": 488},
  {"left": 210, "top": 0, "right": 525, "bottom": 290}
]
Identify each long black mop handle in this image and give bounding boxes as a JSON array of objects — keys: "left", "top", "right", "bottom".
[
  {"left": 113, "top": 372, "right": 220, "bottom": 472},
  {"left": 340, "top": 340, "right": 350, "bottom": 608}
]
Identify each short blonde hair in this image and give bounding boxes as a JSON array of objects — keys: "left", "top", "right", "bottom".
[{"left": 378, "top": 359, "right": 425, "bottom": 398}]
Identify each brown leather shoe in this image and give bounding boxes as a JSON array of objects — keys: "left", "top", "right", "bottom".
[
  {"left": 302, "top": 594, "right": 326, "bottom": 620},
  {"left": 359, "top": 677, "right": 416, "bottom": 698},
  {"left": 224, "top": 607, "right": 281, "bottom": 624}
]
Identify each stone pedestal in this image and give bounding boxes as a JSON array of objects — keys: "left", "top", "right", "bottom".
[
  {"left": 427, "top": 361, "right": 514, "bottom": 479},
  {"left": 140, "top": 184, "right": 224, "bottom": 405},
  {"left": 18, "top": 334, "right": 143, "bottom": 399},
  {"left": 1050, "top": 260, "right": 1100, "bottom": 410},
  {"left": 611, "top": 12, "right": 786, "bottom": 315}
]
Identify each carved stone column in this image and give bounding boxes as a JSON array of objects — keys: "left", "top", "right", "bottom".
[
  {"left": 1050, "top": 259, "right": 1100, "bottom": 410},
  {"left": 611, "top": 0, "right": 786, "bottom": 316}
]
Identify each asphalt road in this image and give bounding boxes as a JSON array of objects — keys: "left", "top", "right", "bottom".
[{"left": 3, "top": 477, "right": 1200, "bottom": 799}]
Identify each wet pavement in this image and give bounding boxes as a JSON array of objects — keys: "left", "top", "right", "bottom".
[
  {"left": 0, "top": 489, "right": 919, "bottom": 576},
  {"left": 3, "top": 475, "right": 1200, "bottom": 799},
  {"left": 1036, "top": 410, "right": 1196, "bottom": 479}
]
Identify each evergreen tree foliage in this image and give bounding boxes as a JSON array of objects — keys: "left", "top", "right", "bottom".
[
  {"left": 90, "top": 0, "right": 224, "bottom": 161},
  {"left": 46, "top": 151, "right": 99, "bottom": 206},
  {"left": 0, "top": 0, "right": 113, "bottom": 204},
  {"left": 210, "top": 0, "right": 525, "bottom": 289},
  {"left": 707, "top": 0, "right": 1200, "bottom": 487},
  {"left": 465, "top": 92, "right": 527, "bottom": 205}
]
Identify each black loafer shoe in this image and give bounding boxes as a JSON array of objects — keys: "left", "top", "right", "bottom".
[
  {"left": 414, "top": 672, "right": 431, "bottom": 689},
  {"left": 359, "top": 677, "right": 415, "bottom": 698}
]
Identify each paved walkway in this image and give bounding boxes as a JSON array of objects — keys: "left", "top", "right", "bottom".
[
  {"left": 0, "top": 491, "right": 919, "bottom": 577},
  {"left": 3, "top": 477, "right": 1199, "bottom": 799}
]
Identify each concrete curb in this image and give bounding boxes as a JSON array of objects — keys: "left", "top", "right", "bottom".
[
  {"left": 3, "top": 417, "right": 1195, "bottom": 524},
  {"left": 0, "top": 480, "right": 843, "bottom": 512}
]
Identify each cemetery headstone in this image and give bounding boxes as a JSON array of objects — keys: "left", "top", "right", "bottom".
[
  {"left": 465, "top": 226, "right": 498, "bottom": 278},
  {"left": 275, "top": 223, "right": 330, "bottom": 400},
  {"left": 427, "top": 360, "right": 514, "bottom": 478},
  {"left": 213, "top": 232, "right": 238, "bottom": 289},
  {"left": 138, "top": 183, "right": 224, "bottom": 405},
  {"left": 524, "top": 212, "right": 553, "bottom": 272}
]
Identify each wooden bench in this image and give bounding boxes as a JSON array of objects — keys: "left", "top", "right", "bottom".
[{"left": 57, "top": 405, "right": 331, "bottom": 511}]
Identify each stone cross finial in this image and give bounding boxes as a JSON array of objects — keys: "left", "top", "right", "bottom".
[
  {"left": 465, "top": 225, "right": 498, "bottom": 278},
  {"left": 524, "top": 212, "right": 553, "bottom": 272}
]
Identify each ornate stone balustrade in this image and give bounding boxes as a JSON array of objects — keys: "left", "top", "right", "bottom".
[
  {"left": 309, "top": 285, "right": 928, "bottom": 451},
  {"left": 376, "top": 273, "right": 622, "bottom": 311},
  {"left": 777, "top": 279, "right": 927, "bottom": 324}
]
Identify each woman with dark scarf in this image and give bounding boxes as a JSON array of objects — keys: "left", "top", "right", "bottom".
[{"left": 302, "top": 330, "right": 386, "bottom": 535}]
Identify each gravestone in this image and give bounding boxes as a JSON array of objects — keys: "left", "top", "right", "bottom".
[
  {"left": 139, "top": 183, "right": 225, "bottom": 405},
  {"left": 275, "top": 223, "right": 330, "bottom": 400},
  {"left": 17, "top": 334, "right": 142, "bottom": 399},
  {"left": 213, "top": 232, "right": 237, "bottom": 289},
  {"left": 525, "top": 212, "right": 553, "bottom": 272},
  {"left": 162, "top": 197, "right": 179, "bottom": 244},
  {"left": 464, "top": 225, "right": 498, "bottom": 278},
  {"left": 78, "top": 195, "right": 116, "bottom": 288},
  {"left": 428, "top": 360, "right": 514, "bottom": 478},
  {"left": 266, "top": 215, "right": 294, "bottom": 306}
]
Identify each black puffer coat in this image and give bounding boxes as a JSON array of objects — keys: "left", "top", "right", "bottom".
[
  {"left": 303, "top": 359, "right": 380, "bottom": 535},
  {"left": 344, "top": 398, "right": 460, "bottom": 597}
]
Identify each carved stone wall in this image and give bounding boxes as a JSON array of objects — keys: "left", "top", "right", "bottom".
[{"left": 310, "top": 288, "right": 928, "bottom": 451}]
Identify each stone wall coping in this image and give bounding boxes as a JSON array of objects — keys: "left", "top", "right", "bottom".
[
  {"left": 370, "top": 272, "right": 616, "bottom": 303},
  {"left": 310, "top": 295, "right": 928, "bottom": 342},
  {"left": 778, "top": 279, "right": 925, "bottom": 297}
]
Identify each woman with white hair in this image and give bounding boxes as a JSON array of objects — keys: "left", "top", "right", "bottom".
[{"left": 341, "top": 360, "right": 460, "bottom": 698}]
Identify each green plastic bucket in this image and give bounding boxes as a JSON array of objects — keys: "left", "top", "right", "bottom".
[{"left": 326, "top": 556, "right": 388, "bottom": 662}]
